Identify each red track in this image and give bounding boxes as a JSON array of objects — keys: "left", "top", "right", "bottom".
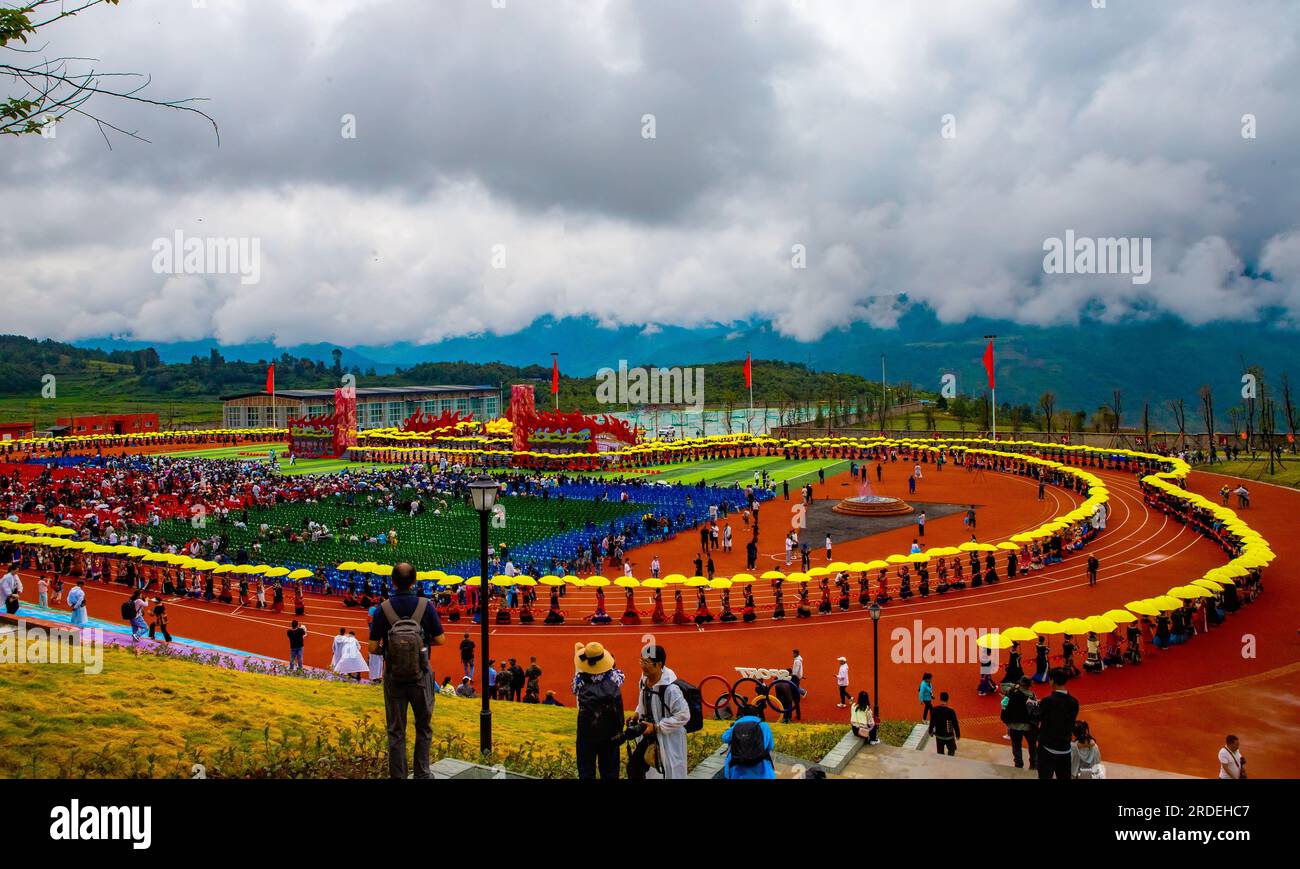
[{"left": 16, "top": 462, "right": 1299, "bottom": 777}]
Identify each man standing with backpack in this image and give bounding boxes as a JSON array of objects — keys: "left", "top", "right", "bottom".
[
  {"left": 368, "top": 562, "right": 445, "bottom": 779},
  {"left": 572, "top": 641, "right": 625, "bottom": 780},
  {"left": 632, "top": 644, "right": 695, "bottom": 779},
  {"left": 1001, "top": 677, "right": 1039, "bottom": 770}
]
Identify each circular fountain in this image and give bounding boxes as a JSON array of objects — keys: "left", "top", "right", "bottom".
[{"left": 831, "top": 494, "right": 914, "bottom": 517}]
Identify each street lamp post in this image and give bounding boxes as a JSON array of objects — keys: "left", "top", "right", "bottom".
[
  {"left": 468, "top": 478, "right": 499, "bottom": 754},
  {"left": 868, "top": 602, "right": 882, "bottom": 722}
]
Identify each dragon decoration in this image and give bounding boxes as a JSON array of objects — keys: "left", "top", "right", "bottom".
[
  {"left": 286, "top": 387, "right": 357, "bottom": 458},
  {"left": 506, "top": 384, "right": 637, "bottom": 453},
  {"left": 400, "top": 408, "right": 475, "bottom": 434}
]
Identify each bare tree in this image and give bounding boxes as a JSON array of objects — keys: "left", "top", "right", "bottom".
[
  {"left": 1110, "top": 389, "right": 1123, "bottom": 433},
  {"left": 1199, "top": 385, "right": 1216, "bottom": 457},
  {"left": 1281, "top": 373, "right": 1297, "bottom": 454},
  {"left": 2, "top": 0, "right": 217, "bottom": 144},
  {"left": 1038, "top": 391, "right": 1056, "bottom": 435},
  {"left": 1167, "top": 398, "right": 1186, "bottom": 450}
]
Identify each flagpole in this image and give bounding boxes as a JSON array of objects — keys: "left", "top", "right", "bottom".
[
  {"left": 747, "top": 352, "right": 754, "bottom": 435},
  {"left": 984, "top": 334, "right": 997, "bottom": 439}
]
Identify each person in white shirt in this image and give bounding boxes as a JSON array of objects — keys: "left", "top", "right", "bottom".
[
  {"left": 67, "top": 580, "right": 88, "bottom": 627},
  {"left": 1218, "top": 735, "right": 1245, "bottom": 779},
  {"left": 1, "top": 567, "right": 22, "bottom": 614},
  {"left": 835, "top": 656, "right": 850, "bottom": 707}
]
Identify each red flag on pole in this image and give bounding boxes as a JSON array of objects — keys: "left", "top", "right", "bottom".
[
  {"left": 982, "top": 340, "right": 995, "bottom": 389},
  {"left": 551, "top": 357, "right": 559, "bottom": 394},
  {"left": 265, "top": 364, "right": 275, "bottom": 394},
  {"left": 744, "top": 353, "right": 752, "bottom": 389}
]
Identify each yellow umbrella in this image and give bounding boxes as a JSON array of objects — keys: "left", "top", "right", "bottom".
[
  {"left": 685, "top": 576, "right": 710, "bottom": 587},
  {"left": 1001, "top": 626, "right": 1039, "bottom": 642},
  {"left": 864, "top": 560, "right": 890, "bottom": 570},
  {"left": 1029, "top": 620, "right": 1063, "bottom": 635},
  {"left": 996, "top": 542, "right": 1020, "bottom": 551},
  {"left": 614, "top": 577, "right": 640, "bottom": 588},
  {"left": 514, "top": 576, "right": 537, "bottom": 586},
  {"left": 438, "top": 575, "right": 464, "bottom": 586},
  {"left": 1151, "top": 595, "right": 1184, "bottom": 610},
  {"left": 1058, "top": 617, "right": 1091, "bottom": 635},
  {"left": 760, "top": 570, "right": 786, "bottom": 580},
  {"left": 957, "top": 542, "right": 981, "bottom": 552},
  {"left": 1169, "top": 585, "right": 1212, "bottom": 599},
  {"left": 563, "top": 575, "right": 586, "bottom": 586},
  {"left": 490, "top": 575, "right": 515, "bottom": 587},
  {"left": 1084, "top": 615, "right": 1117, "bottom": 633},
  {"left": 729, "top": 573, "right": 757, "bottom": 584},
  {"left": 538, "top": 575, "right": 565, "bottom": 586},
  {"left": 586, "top": 576, "right": 611, "bottom": 587},
  {"left": 663, "top": 573, "right": 688, "bottom": 585},
  {"left": 288, "top": 569, "right": 314, "bottom": 580},
  {"left": 846, "top": 561, "right": 870, "bottom": 572},
  {"left": 976, "top": 632, "right": 1013, "bottom": 650},
  {"left": 907, "top": 553, "right": 930, "bottom": 563},
  {"left": 1191, "top": 578, "right": 1224, "bottom": 592},
  {"left": 371, "top": 564, "right": 394, "bottom": 577},
  {"left": 784, "top": 572, "right": 810, "bottom": 583},
  {"left": 885, "top": 554, "right": 909, "bottom": 564},
  {"left": 1101, "top": 609, "right": 1138, "bottom": 624},
  {"left": 1125, "top": 599, "right": 1161, "bottom": 617},
  {"left": 710, "top": 577, "right": 733, "bottom": 590},
  {"left": 641, "top": 578, "right": 666, "bottom": 589},
  {"left": 806, "top": 566, "right": 831, "bottom": 577},
  {"left": 827, "top": 561, "right": 850, "bottom": 572},
  {"left": 337, "top": 561, "right": 362, "bottom": 571},
  {"left": 263, "top": 566, "right": 291, "bottom": 578},
  {"left": 465, "top": 576, "right": 482, "bottom": 587}
]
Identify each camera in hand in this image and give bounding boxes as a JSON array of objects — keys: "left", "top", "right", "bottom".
[{"left": 613, "top": 718, "right": 650, "bottom": 745}]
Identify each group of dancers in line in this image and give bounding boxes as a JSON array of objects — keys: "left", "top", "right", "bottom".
[
  {"left": 14, "top": 546, "right": 313, "bottom": 617},
  {"left": 974, "top": 567, "right": 1266, "bottom": 695}
]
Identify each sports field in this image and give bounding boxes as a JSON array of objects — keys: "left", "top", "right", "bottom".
[
  {"left": 162, "top": 443, "right": 406, "bottom": 477},
  {"left": 582, "top": 456, "right": 848, "bottom": 488}
]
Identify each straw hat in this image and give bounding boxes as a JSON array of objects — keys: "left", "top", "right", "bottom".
[
  {"left": 574, "top": 641, "right": 615, "bottom": 675},
  {"left": 837, "top": 656, "right": 847, "bottom": 663}
]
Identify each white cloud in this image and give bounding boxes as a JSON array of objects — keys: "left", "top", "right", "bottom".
[{"left": 2, "top": 0, "right": 1297, "bottom": 347}]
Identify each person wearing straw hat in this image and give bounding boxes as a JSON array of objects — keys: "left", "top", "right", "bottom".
[{"left": 572, "top": 641, "right": 625, "bottom": 780}]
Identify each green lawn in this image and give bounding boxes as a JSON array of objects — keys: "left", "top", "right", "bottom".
[
  {"left": 1193, "top": 458, "right": 1300, "bottom": 488},
  {"left": 577, "top": 456, "right": 847, "bottom": 488},
  {"left": 0, "top": 363, "right": 221, "bottom": 429},
  {"left": 0, "top": 646, "right": 852, "bottom": 778}
]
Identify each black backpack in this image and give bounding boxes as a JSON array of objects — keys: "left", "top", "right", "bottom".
[
  {"left": 650, "top": 679, "right": 704, "bottom": 733},
  {"left": 727, "top": 719, "right": 770, "bottom": 767},
  {"left": 120, "top": 600, "right": 135, "bottom": 620},
  {"left": 577, "top": 676, "right": 624, "bottom": 739}
]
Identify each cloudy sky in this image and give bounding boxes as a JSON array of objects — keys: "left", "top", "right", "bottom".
[{"left": 3, "top": 0, "right": 1298, "bottom": 347}]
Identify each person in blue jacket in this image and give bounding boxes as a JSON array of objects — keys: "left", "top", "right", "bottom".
[{"left": 721, "top": 699, "right": 776, "bottom": 779}]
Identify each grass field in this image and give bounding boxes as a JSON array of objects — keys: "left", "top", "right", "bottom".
[
  {"left": 162, "top": 442, "right": 408, "bottom": 476},
  {"left": 0, "top": 362, "right": 222, "bottom": 429},
  {"left": 1193, "top": 458, "right": 1300, "bottom": 488},
  {"left": 582, "top": 456, "right": 848, "bottom": 489},
  {"left": 0, "top": 647, "right": 862, "bottom": 778}
]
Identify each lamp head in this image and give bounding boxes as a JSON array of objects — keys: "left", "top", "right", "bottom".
[{"left": 468, "top": 478, "right": 498, "bottom": 513}]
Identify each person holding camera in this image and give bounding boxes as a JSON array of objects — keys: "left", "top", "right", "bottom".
[{"left": 629, "top": 644, "right": 692, "bottom": 779}]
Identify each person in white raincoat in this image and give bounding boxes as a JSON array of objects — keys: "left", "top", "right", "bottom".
[
  {"left": 330, "top": 628, "right": 348, "bottom": 671},
  {"left": 1092, "top": 502, "right": 1108, "bottom": 531},
  {"left": 633, "top": 644, "right": 692, "bottom": 779},
  {"left": 335, "top": 631, "right": 369, "bottom": 680}
]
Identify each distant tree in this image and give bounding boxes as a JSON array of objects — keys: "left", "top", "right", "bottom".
[{"left": 1038, "top": 391, "right": 1056, "bottom": 435}]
